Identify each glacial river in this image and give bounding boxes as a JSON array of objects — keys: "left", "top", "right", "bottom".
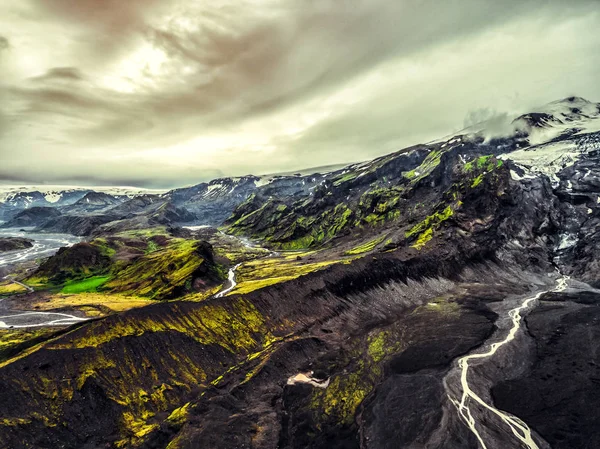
[
  {"left": 448, "top": 275, "right": 570, "bottom": 449},
  {"left": 0, "top": 227, "right": 84, "bottom": 328},
  {"left": 0, "top": 228, "right": 81, "bottom": 268}
]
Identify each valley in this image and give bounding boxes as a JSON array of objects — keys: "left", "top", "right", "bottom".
[{"left": 0, "top": 97, "right": 599, "bottom": 448}]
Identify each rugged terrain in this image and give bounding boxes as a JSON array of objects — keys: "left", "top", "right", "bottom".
[{"left": 0, "top": 97, "right": 600, "bottom": 449}]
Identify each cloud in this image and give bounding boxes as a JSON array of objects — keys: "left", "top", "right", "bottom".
[
  {"left": 30, "top": 67, "right": 84, "bottom": 82},
  {"left": 0, "top": 0, "right": 599, "bottom": 187},
  {"left": 0, "top": 36, "right": 8, "bottom": 51}
]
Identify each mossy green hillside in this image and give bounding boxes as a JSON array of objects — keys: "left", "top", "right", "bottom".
[
  {"left": 405, "top": 205, "right": 454, "bottom": 250},
  {"left": 61, "top": 276, "right": 110, "bottom": 294},
  {"left": 310, "top": 327, "right": 404, "bottom": 425},
  {"left": 105, "top": 240, "right": 224, "bottom": 300},
  {"left": 29, "top": 242, "right": 112, "bottom": 286},
  {"left": 403, "top": 149, "right": 442, "bottom": 182},
  {"left": 226, "top": 188, "right": 406, "bottom": 251},
  {"left": 230, "top": 257, "right": 340, "bottom": 296},
  {"left": 223, "top": 145, "right": 458, "bottom": 250},
  {"left": 0, "top": 296, "right": 280, "bottom": 447},
  {"left": 462, "top": 155, "right": 504, "bottom": 189},
  {"left": 27, "top": 230, "right": 226, "bottom": 301},
  {"left": 345, "top": 235, "right": 387, "bottom": 255}
]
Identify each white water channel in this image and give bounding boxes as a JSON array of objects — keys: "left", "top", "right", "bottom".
[
  {"left": 0, "top": 228, "right": 80, "bottom": 267},
  {"left": 448, "top": 275, "right": 570, "bottom": 449}
]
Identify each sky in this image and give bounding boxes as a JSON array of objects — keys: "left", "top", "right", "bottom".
[{"left": 0, "top": 0, "right": 599, "bottom": 188}]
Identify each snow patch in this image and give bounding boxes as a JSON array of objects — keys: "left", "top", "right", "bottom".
[
  {"left": 500, "top": 140, "right": 581, "bottom": 186},
  {"left": 557, "top": 233, "right": 578, "bottom": 251},
  {"left": 254, "top": 177, "right": 273, "bottom": 188}
]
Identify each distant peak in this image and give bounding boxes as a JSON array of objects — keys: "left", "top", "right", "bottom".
[
  {"left": 563, "top": 96, "right": 591, "bottom": 103},
  {"left": 547, "top": 96, "right": 595, "bottom": 108}
]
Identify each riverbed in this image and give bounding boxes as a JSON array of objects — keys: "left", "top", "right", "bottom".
[{"left": 0, "top": 228, "right": 81, "bottom": 267}]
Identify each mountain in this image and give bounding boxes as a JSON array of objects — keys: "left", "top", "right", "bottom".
[
  {"left": 0, "top": 206, "right": 62, "bottom": 228},
  {"left": 35, "top": 214, "right": 117, "bottom": 236},
  {"left": 1, "top": 97, "right": 600, "bottom": 449},
  {"left": 0, "top": 186, "right": 165, "bottom": 222},
  {"left": 224, "top": 97, "right": 600, "bottom": 253},
  {"left": 67, "top": 191, "right": 126, "bottom": 211},
  {"left": 168, "top": 173, "right": 329, "bottom": 225}
]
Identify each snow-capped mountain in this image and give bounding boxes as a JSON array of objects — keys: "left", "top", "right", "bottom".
[
  {"left": 2, "top": 97, "right": 599, "bottom": 235},
  {"left": 0, "top": 185, "right": 167, "bottom": 207}
]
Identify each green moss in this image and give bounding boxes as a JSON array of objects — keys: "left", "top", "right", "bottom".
[
  {"left": 345, "top": 235, "right": 386, "bottom": 255},
  {"left": 145, "top": 241, "right": 160, "bottom": 254},
  {"left": 275, "top": 204, "right": 354, "bottom": 250},
  {"left": 367, "top": 331, "right": 388, "bottom": 363},
  {"left": 312, "top": 365, "right": 370, "bottom": 424},
  {"left": 405, "top": 205, "right": 454, "bottom": 238},
  {"left": 411, "top": 228, "right": 433, "bottom": 250},
  {"left": 0, "top": 281, "right": 28, "bottom": 297},
  {"left": 0, "top": 417, "right": 32, "bottom": 427},
  {"left": 403, "top": 149, "right": 443, "bottom": 182},
  {"left": 471, "top": 174, "right": 484, "bottom": 188},
  {"left": 404, "top": 169, "right": 416, "bottom": 179},
  {"left": 311, "top": 328, "right": 404, "bottom": 425},
  {"left": 464, "top": 155, "right": 495, "bottom": 172},
  {"left": 462, "top": 155, "right": 504, "bottom": 188},
  {"left": 404, "top": 205, "right": 454, "bottom": 251},
  {"left": 116, "top": 227, "right": 169, "bottom": 238},
  {"left": 333, "top": 172, "right": 357, "bottom": 186},
  {"left": 165, "top": 402, "right": 191, "bottom": 427},
  {"left": 228, "top": 184, "right": 404, "bottom": 251},
  {"left": 56, "top": 297, "right": 274, "bottom": 351},
  {"left": 7, "top": 296, "right": 278, "bottom": 443},
  {"left": 61, "top": 276, "right": 110, "bottom": 294},
  {"left": 104, "top": 240, "right": 218, "bottom": 300},
  {"left": 231, "top": 258, "right": 339, "bottom": 295},
  {"left": 91, "top": 238, "right": 117, "bottom": 258}
]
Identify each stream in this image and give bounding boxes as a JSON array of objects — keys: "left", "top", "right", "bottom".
[
  {"left": 215, "top": 263, "right": 242, "bottom": 298},
  {"left": 447, "top": 275, "right": 570, "bottom": 448}
]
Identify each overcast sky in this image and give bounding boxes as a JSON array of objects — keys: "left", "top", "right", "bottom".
[{"left": 0, "top": 0, "right": 599, "bottom": 188}]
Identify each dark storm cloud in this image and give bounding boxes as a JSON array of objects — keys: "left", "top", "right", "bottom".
[{"left": 0, "top": 0, "right": 599, "bottom": 187}]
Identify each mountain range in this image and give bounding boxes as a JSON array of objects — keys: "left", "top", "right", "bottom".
[{"left": 1, "top": 96, "right": 600, "bottom": 449}]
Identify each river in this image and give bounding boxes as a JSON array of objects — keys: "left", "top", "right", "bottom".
[
  {"left": 0, "top": 228, "right": 81, "bottom": 268},
  {"left": 0, "top": 227, "right": 84, "bottom": 328},
  {"left": 447, "top": 275, "right": 570, "bottom": 449}
]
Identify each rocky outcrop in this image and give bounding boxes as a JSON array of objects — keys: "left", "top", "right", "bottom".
[
  {"left": 0, "top": 237, "right": 33, "bottom": 252},
  {"left": 33, "top": 242, "right": 111, "bottom": 283}
]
